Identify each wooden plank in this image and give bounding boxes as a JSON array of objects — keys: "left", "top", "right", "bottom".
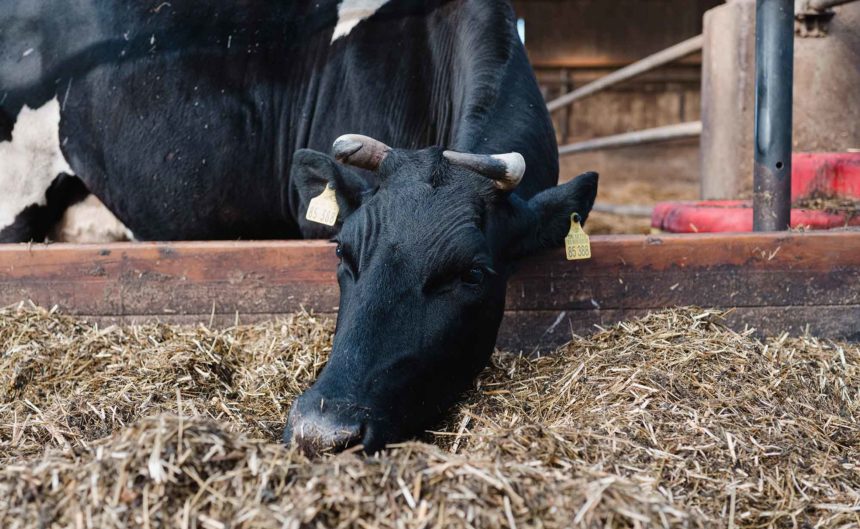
[
  {"left": 509, "top": 231, "right": 860, "bottom": 310},
  {"left": 0, "top": 241, "right": 340, "bottom": 316},
  {"left": 557, "top": 121, "right": 703, "bottom": 155},
  {"left": 1, "top": 232, "right": 859, "bottom": 345}
]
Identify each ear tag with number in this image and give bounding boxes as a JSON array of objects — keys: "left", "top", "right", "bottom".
[
  {"left": 305, "top": 184, "right": 340, "bottom": 226},
  {"left": 565, "top": 212, "right": 591, "bottom": 261}
]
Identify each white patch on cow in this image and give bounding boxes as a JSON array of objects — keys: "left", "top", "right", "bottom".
[
  {"left": 0, "top": 97, "right": 74, "bottom": 230},
  {"left": 50, "top": 194, "right": 135, "bottom": 243},
  {"left": 331, "top": 0, "right": 391, "bottom": 42}
]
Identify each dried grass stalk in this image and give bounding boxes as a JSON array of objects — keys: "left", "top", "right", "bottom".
[{"left": 1, "top": 304, "right": 858, "bottom": 528}]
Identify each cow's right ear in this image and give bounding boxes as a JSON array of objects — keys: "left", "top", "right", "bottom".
[
  {"left": 290, "top": 149, "right": 374, "bottom": 238},
  {"left": 505, "top": 171, "right": 599, "bottom": 259}
]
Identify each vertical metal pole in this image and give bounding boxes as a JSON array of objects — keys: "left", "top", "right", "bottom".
[{"left": 753, "top": 0, "right": 795, "bottom": 231}]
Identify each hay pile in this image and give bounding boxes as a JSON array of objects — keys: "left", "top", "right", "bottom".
[
  {"left": 1, "top": 305, "right": 858, "bottom": 528},
  {"left": 585, "top": 211, "right": 653, "bottom": 235},
  {"left": 794, "top": 196, "right": 860, "bottom": 227},
  {"left": 583, "top": 180, "right": 695, "bottom": 235}
]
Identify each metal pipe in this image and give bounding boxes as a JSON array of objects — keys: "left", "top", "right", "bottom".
[
  {"left": 546, "top": 35, "right": 704, "bottom": 113},
  {"left": 753, "top": 0, "right": 795, "bottom": 231},
  {"left": 558, "top": 121, "right": 702, "bottom": 156},
  {"left": 592, "top": 204, "right": 654, "bottom": 218},
  {"left": 807, "top": 0, "right": 859, "bottom": 10}
]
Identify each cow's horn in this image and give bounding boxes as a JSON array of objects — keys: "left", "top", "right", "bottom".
[
  {"left": 442, "top": 151, "right": 525, "bottom": 192},
  {"left": 332, "top": 134, "right": 391, "bottom": 171}
]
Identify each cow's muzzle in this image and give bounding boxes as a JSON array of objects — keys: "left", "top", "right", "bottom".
[{"left": 283, "top": 395, "right": 364, "bottom": 457}]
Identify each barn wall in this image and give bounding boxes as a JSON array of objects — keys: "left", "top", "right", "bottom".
[
  {"left": 513, "top": 0, "right": 721, "bottom": 68},
  {"left": 513, "top": 0, "right": 722, "bottom": 197}
]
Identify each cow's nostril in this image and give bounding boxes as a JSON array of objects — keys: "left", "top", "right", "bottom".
[
  {"left": 297, "top": 421, "right": 362, "bottom": 457},
  {"left": 285, "top": 410, "right": 363, "bottom": 457}
]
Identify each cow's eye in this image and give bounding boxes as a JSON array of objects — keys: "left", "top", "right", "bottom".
[
  {"left": 461, "top": 267, "right": 485, "bottom": 286},
  {"left": 335, "top": 244, "right": 359, "bottom": 278}
]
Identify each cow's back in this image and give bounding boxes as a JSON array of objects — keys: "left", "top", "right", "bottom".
[{"left": 0, "top": 0, "right": 557, "bottom": 241}]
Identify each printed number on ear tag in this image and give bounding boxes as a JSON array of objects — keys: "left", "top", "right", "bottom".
[
  {"left": 565, "top": 213, "right": 591, "bottom": 261},
  {"left": 306, "top": 184, "right": 340, "bottom": 227}
]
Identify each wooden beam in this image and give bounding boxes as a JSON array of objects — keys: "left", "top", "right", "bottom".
[
  {"left": 1, "top": 231, "right": 858, "bottom": 351},
  {"left": 806, "top": 0, "right": 859, "bottom": 10},
  {"left": 546, "top": 35, "right": 704, "bottom": 113},
  {"left": 558, "top": 121, "right": 702, "bottom": 156}
]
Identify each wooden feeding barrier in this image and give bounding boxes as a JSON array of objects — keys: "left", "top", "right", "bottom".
[{"left": 2, "top": 230, "right": 858, "bottom": 351}]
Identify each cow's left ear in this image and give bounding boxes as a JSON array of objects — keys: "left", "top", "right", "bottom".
[
  {"left": 291, "top": 149, "right": 374, "bottom": 238},
  {"left": 507, "top": 171, "right": 599, "bottom": 259}
]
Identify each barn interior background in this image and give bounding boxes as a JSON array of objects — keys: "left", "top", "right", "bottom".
[
  {"left": 519, "top": 0, "right": 718, "bottom": 234},
  {"left": 516, "top": 0, "right": 859, "bottom": 235}
]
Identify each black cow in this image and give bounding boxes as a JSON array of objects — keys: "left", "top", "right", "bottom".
[{"left": 0, "top": 0, "right": 597, "bottom": 454}]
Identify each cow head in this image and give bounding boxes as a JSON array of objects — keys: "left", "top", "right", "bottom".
[{"left": 285, "top": 134, "right": 597, "bottom": 456}]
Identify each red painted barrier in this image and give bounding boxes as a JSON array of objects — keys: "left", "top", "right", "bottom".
[
  {"left": 652, "top": 200, "right": 860, "bottom": 233},
  {"left": 792, "top": 153, "right": 860, "bottom": 200},
  {"left": 654, "top": 153, "right": 860, "bottom": 233}
]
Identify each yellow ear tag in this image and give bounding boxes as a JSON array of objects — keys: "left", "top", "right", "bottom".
[
  {"left": 565, "top": 213, "right": 591, "bottom": 261},
  {"left": 305, "top": 184, "right": 340, "bottom": 227}
]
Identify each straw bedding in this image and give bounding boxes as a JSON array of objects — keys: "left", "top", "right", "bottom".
[
  {"left": 1, "top": 305, "right": 858, "bottom": 528},
  {"left": 794, "top": 196, "right": 860, "bottom": 227}
]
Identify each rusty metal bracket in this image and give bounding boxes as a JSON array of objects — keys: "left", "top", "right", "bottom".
[
  {"left": 794, "top": 0, "right": 858, "bottom": 37},
  {"left": 795, "top": 8, "right": 835, "bottom": 37}
]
